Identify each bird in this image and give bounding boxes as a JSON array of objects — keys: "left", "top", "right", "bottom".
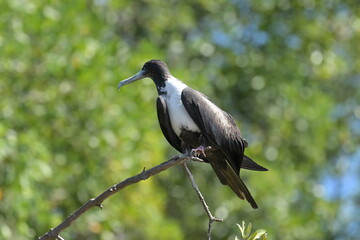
[{"left": 117, "top": 60, "right": 267, "bottom": 209}]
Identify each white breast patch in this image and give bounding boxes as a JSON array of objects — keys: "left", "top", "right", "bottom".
[{"left": 164, "top": 77, "right": 200, "bottom": 136}]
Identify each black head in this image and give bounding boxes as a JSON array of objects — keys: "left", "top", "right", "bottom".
[
  {"left": 118, "top": 60, "right": 171, "bottom": 94},
  {"left": 141, "top": 60, "right": 171, "bottom": 80}
]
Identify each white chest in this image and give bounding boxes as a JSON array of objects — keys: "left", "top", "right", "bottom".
[{"left": 164, "top": 78, "right": 200, "bottom": 136}]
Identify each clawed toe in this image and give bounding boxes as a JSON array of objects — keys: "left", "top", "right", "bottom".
[{"left": 190, "top": 146, "right": 206, "bottom": 157}]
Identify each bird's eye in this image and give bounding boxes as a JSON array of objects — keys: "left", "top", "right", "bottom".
[{"left": 142, "top": 65, "right": 147, "bottom": 71}]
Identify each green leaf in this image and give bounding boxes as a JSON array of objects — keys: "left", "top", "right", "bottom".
[
  {"left": 245, "top": 222, "right": 252, "bottom": 238},
  {"left": 237, "top": 221, "right": 246, "bottom": 238},
  {"left": 248, "top": 229, "right": 267, "bottom": 240}
]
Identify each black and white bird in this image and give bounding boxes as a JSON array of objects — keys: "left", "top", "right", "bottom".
[{"left": 118, "top": 60, "right": 267, "bottom": 209}]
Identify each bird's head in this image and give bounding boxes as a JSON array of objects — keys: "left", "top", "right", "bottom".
[{"left": 118, "top": 60, "right": 171, "bottom": 92}]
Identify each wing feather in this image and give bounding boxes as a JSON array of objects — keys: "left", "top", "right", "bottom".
[
  {"left": 181, "top": 87, "right": 246, "bottom": 172},
  {"left": 156, "top": 96, "right": 182, "bottom": 153},
  {"left": 181, "top": 87, "right": 258, "bottom": 209}
]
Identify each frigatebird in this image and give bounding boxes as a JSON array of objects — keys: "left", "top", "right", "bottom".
[{"left": 118, "top": 60, "right": 267, "bottom": 209}]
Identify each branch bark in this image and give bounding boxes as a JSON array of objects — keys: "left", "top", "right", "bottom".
[
  {"left": 183, "top": 163, "right": 223, "bottom": 240},
  {"left": 38, "top": 155, "right": 221, "bottom": 240}
]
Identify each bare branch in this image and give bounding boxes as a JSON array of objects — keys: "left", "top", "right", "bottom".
[
  {"left": 183, "top": 163, "right": 223, "bottom": 240},
  {"left": 38, "top": 155, "right": 193, "bottom": 240}
]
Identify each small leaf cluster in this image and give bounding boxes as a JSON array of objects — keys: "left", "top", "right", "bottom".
[{"left": 236, "top": 221, "right": 267, "bottom": 240}]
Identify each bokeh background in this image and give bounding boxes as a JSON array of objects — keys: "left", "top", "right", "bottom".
[{"left": 1, "top": 0, "right": 359, "bottom": 239}]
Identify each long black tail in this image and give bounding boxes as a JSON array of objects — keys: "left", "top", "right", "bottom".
[{"left": 209, "top": 158, "right": 258, "bottom": 209}]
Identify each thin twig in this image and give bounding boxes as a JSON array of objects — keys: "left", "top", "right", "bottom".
[
  {"left": 38, "top": 155, "right": 193, "bottom": 240},
  {"left": 183, "top": 162, "right": 223, "bottom": 240}
]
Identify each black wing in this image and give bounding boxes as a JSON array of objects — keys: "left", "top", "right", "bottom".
[
  {"left": 181, "top": 87, "right": 246, "bottom": 172},
  {"left": 181, "top": 87, "right": 258, "bottom": 209},
  {"left": 156, "top": 96, "right": 182, "bottom": 153}
]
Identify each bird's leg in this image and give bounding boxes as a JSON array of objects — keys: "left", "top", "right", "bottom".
[
  {"left": 190, "top": 145, "right": 207, "bottom": 157},
  {"left": 190, "top": 134, "right": 207, "bottom": 157},
  {"left": 181, "top": 135, "right": 211, "bottom": 158}
]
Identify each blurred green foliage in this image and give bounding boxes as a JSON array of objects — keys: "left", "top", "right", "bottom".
[{"left": 1, "top": 0, "right": 359, "bottom": 239}]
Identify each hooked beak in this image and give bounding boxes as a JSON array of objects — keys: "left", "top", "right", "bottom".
[{"left": 117, "top": 69, "right": 147, "bottom": 90}]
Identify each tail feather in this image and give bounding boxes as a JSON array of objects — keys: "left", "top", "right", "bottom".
[
  {"left": 241, "top": 155, "right": 268, "bottom": 171},
  {"left": 209, "top": 159, "right": 258, "bottom": 209}
]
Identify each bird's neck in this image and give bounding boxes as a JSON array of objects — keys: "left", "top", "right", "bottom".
[
  {"left": 155, "top": 76, "right": 187, "bottom": 96},
  {"left": 151, "top": 74, "right": 167, "bottom": 95}
]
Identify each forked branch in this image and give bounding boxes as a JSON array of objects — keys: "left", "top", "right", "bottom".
[{"left": 183, "top": 163, "right": 223, "bottom": 240}]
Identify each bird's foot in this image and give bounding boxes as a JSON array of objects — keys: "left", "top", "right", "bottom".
[{"left": 190, "top": 145, "right": 207, "bottom": 157}]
